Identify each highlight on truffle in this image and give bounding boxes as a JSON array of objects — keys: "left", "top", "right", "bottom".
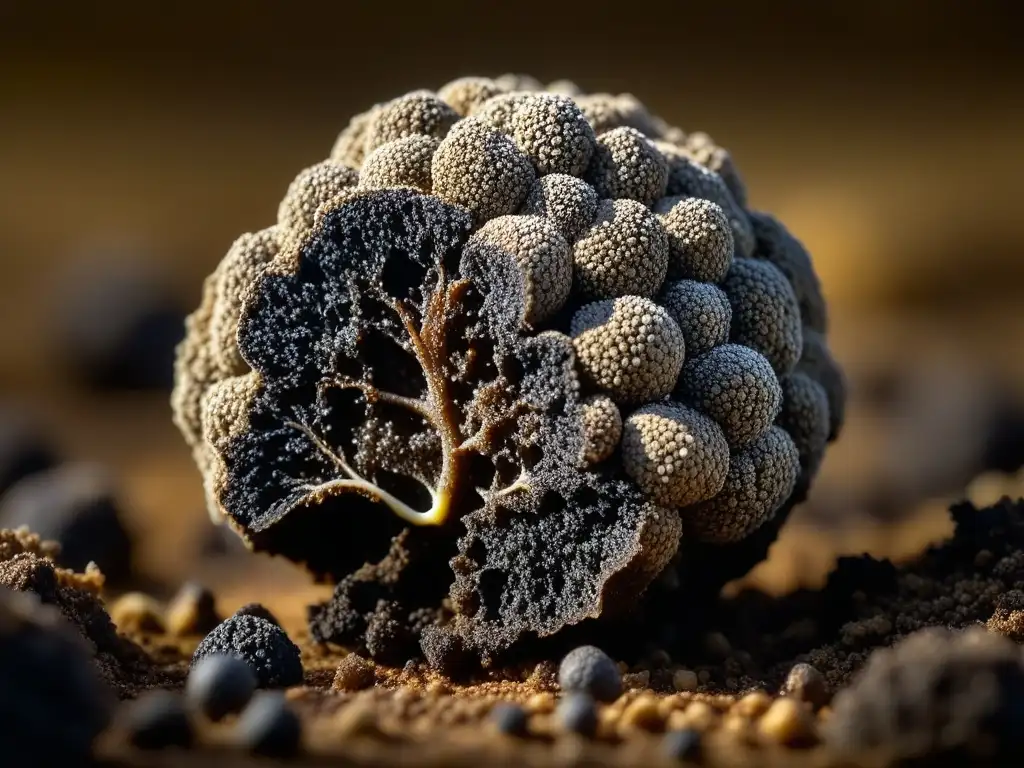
[{"left": 172, "top": 74, "right": 845, "bottom": 668}]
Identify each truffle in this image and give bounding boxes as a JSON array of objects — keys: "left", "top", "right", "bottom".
[
  {"left": 365, "top": 90, "right": 458, "bottom": 152},
  {"left": 654, "top": 197, "right": 735, "bottom": 283},
  {"left": 234, "top": 691, "right": 303, "bottom": 758},
  {"left": 122, "top": 690, "right": 195, "bottom": 751},
  {"left": 438, "top": 76, "right": 509, "bottom": 116},
  {"left": 276, "top": 161, "right": 359, "bottom": 241},
  {"left": 490, "top": 702, "right": 530, "bottom": 737},
  {"left": 557, "top": 693, "right": 599, "bottom": 737},
  {"left": 659, "top": 279, "right": 732, "bottom": 357},
  {"left": 508, "top": 93, "right": 596, "bottom": 176},
  {"left": 558, "top": 645, "right": 622, "bottom": 702},
  {"left": 585, "top": 127, "right": 668, "bottom": 205},
  {"left": 191, "top": 614, "right": 303, "bottom": 689},
  {"left": 580, "top": 394, "right": 623, "bottom": 465},
  {"left": 186, "top": 653, "right": 257, "bottom": 722},
  {"left": 520, "top": 173, "right": 598, "bottom": 243},
  {"left": 359, "top": 135, "right": 439, "bottom": 193},
  {"left": 722, "top": 258, "right": 803, "bottom": 375}
]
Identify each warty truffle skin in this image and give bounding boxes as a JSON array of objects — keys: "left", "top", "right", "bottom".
[
  {"left": 654, "top": 196, "right": 735, "bottom": 284},
  {"left": 276, "top": 161, "right": 359, "bottom": 242},
  {"left": 571, "top": 296, "right": 685, "bottom": 405},
  {"left": 558, "top": 645, "right": 622, "bottom": 702},
  {"left": 520, "top": 173, "right": 598, "bottom": 243},
  {"left": 677, "top": 343, "right": 782, "bottom": 448},
  {"left": 585, "top": 126, "right": 668, "bottom": 205},
  {"left": 776, "top": 371, "right": 831, "bottom": 484},
  {"left": 572, "top": 199, "right": 669, "bottom": 300},
  {"left": 508, "top": 93, "right": 596, "bottom": 177},
  {"left": 722, "top": 258, "right": 803, "bottom": 376},
  {"left": 358, "top": 135, "right": 439, "bottom": 194},
  {"left": 750, "top": 211, "right": 828, "bottom": 334},
  {"left": 191, "top": 614, "right": 304, "bottom": 689},
  {"left": 437, "top": 76, "right": 509, "bottom": 117},
  {"left": 579, "top": 394, "right": 623, "bottom": 465},
  {"left": 796, "top": 329, "right": 846, "bottom": 442},
  {"left": 621, "top": 402, "right": 729, "bottom": 507},
  {"left": 658, "top": 279, "right": 732, "bottom": 358},
  {"left": 364, "top": 90, "right": 458, "bottom": 152}
]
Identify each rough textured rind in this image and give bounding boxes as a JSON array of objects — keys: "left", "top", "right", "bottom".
[
  {"left": 682, "top": 131, "right": 747, "bottom": 208},
  {"left": 826, "top": 627, "right": 1024, "bottom": 764},
  {"left": 585, "top": 127, "right": 668, "bottom": 205},
  {"left": 438, "top": 77, "right": 509, "bottom": 117},
  {"left": 722, "top": 258, "right": 803, "bottom": 376},
  {"left": 575, "top": 93, "right": 663, "bottom": 137},
  {"left": 685, "top": 425, "right": 799, "bottom": 543},
  {"left": 659, "top": 280, "right": 732, "bottom": 357},
  {"left": 580, "top": 395, "right": 622, "bottom": 465},
  {"left": 571, "top": 199, "right": 669, "bottom": 300},
  {"left": 677, "top": 344, "right": 782, "bottom": 448},
  {"left": 469, "top": 215, "right": 572, "bottom": 325},
  {"left": 330, "top": 108, "right": 378, "bottom": 169},
  {"left": 622, "top": 402, "right": 729, "bottom": 507},
  {"left": 796, "top": 329, "right": 846, "bottom": 442},
  {"left": 359, "top": 135, "right": 439, "bottom": 193},
  {"left": 776, "top": 372, "right": 830, "bottom": 484},
  {"left": 571, "top": 297, "right": 684, "bottom": 405},
  {"left": 432, "top": 118, "right": 535, "bottom": 223},
  {"left": 508, "top": 93, "right": 596, "bottom": 176},
  {"left": 750, "top": 211, "right": 827, "bottom": 334},
  {"left": 191, "top": 614, "right": 303, "bottom": 689},
  {"left": 520, "top": 173, "right": 598, "bottom": 243},
  {"left": 365, "top": 91, "right": 458, "bottom": 152},
  {"left": 276, "top": 161, "right": 359, "bottom": 242},
  {"left": 654, "top": 197, "right": 734, "bottom": 284}
]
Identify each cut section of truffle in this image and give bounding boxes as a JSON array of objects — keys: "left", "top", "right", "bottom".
[
  {"left": 659, "top": 279, "right": 732, "bottom": 357},
  {"left": 572, "top": 199, "right": 669, "bottom": 300},
  {"left": 677, "top": 343, "right": 782, "bottom": 448},
  {"left": 654, "top": 197, "right": 735, "bottom": 284},
  {"left": 571, "top": 296, "right": 684, "bottom": 405},
  {"left": 621, "top": 402, "right": 729, "bottom": 507},
  {"left": 684, "top": 425, "right": 799, "bottom": 543}
]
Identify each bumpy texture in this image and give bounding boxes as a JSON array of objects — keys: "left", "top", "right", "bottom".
[
  {"left": 826, "top": 627, "right": 1024, "bottom": 764},
  {"left": 173, "top": 76, "right": 844, "bottom": 666},
  {"left": 192, "top": 615, "right": 303, "bottom": 689}
]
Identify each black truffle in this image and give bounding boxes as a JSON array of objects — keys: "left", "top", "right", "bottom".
[
  {"left": 557, "top": 693, "right": 599, "bottom": 737},
  {"left": 192, "top": 614, "right": 303, "bottom": 689},
  {"left": 490, "top": 702, "right": 529, "bottom": 737},
  {"left": 122, "top": 690, "right": 195, "bottom": 751},
  {"left": 186, "top": 653, "right": 257, "bottom": 721},
  {"left": 558, "top": 645, "right": 622, "bottom": 703},
  {"left": 234, "top": 691, "right": 303, "bottom": 758}
]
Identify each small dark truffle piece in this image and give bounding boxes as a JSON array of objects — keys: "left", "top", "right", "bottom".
[
  {"left": 0, "top": 586, "right": 115, "bottom": 762},
  {"left": 0, "top": 407, "right": 58, "bottom": 496},
  {"left": 185, "top": 653, "right": 257, "bottom": 722},
  {"left": 234, "top": 691, "right": 303, "bottom": 758},
  {"left": 558, "top": 645, "right": 622, "bottom": 703},
  {"left": 166, "top": 581, "right": 221, "bottom": 637},
  {"left": 663, "top": 728, "right": 702, "bottom": 761},
  {"left": 332, "top": 653, "right": 376, "bottom": 692},
  {"left": 234, "top": 602, "right": 281, "bottom": 626},
  {"left": 192, "top": 614, "right": 303, "bottom": 689},
  {"left": 122, "top": 690, "right": 195, "bottom": 751},
  {"left": 557, "top": 693, "right": 599, "bottom": 737},
  {"left": 490, "top": 702, "right": 529, "bottom": 737},
  {"left": 0, "top": 464, "right": 133, "bottom": 583}
]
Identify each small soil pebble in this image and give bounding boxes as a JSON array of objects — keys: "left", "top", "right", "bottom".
[
  {"left": 662, "top": 728, "right": 702, "bottom": 761},
  {"left": 558, "top": 645, "right": 622, "bottom": 702},
  {"left": 166, "top": 581, "right": 221, "bottom": 637},
  {"left": 192, "top": 614, "right": 303, "bottom": 689},
  {"left": 489, "top": 702, "right": 529, "bottom": 737},
  {"left": 233, "top": 602, "right": 280, "bottom": 626},
  {"left": 122, "top": 690, "right": 195, "bottom": 751},
  {"left": 672, "top": 669, "right": 699, "bottom": 692},
  {"left": 557, "top": 693, "right": 599, "bottom": 738},
  {"left": 780, "top": 663, "right": 830, "bottom": 709},
  {"left": 0, "top": 463, "right": 133, "bottom": 583},
  {"left": 234, "top": 691, "right": 303, "bottom": 758},
  {"left": 110, "top": 592, "right": 166, "bottom": 634},
  {"left": 332, "top": 653, "right": 376, "bottom": 692},
  {"left": 185, "top": 653, "right": 257, "bottom": 721},
  {"left": 50, "top": 257, "right": 186, "bottom": 391},
  {"left": 758, "top": 697, "right": 816, "bottom": 747},
  {"left": 0, "top": 407, "right": 58, "bottom": 496},
  {"left": 0, "top": 586, "right": 115, "bottom": 762}
]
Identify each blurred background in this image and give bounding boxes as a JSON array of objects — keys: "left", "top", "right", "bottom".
[{"left": 1, "top": 1, "right": 1022, "bottom": 618}]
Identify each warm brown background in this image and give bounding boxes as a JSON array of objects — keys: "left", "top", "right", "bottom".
[{"left": 1, "top": 2, "right": 1022, "bottom": 613}]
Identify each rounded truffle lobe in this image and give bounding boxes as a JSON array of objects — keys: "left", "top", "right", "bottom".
[
  {"left": 329, "top": 108, "right": 377, "bottom": 169},
  {"left": 438, "top": 76, "right": 508, "bottom": 116},
  {"left": 558, "top": 645, "right": 622, "bottom": 702},
  {"left": 572, "top": 199, "right": 669, "bottom": 300},
  {"left": 508, "top": 93, "right": 596, "bottom": 176},
  {"left": 469, "top": 215, "right": 572, "bottom": 325},
  {"left": 209, "top": 228, "right": 281, "bottom": 377},
  {"left": 365, "top": 91, "right": 458, "bottom": 152},
  {"left": 622, "top": 402, "right": 729, "bottom": 507},
  {"left": 521, "top": 174, "right": 598, "bottom": 243},
  {"left": 678, "top": 344, "right": 782, "bottom": 447},
  {"left": 722, "top": 258, "right": 803, "bottom": 376},
  {"left": 634, "top": 504, "right": 683, "bottom": 581},
  {"left": 191, "top": 614, "right": 303, "bottom": 689},
  {"left": 571, "top": 296, "right": 685, "bottom": 405},
  {"left": 546, "top": 78, "right": 583, "bottom": 97},
  {"left": 432, "top": 118, "right": 535, "bottom": 224},
  {"left": 776, "top": 372, "right": 830, "bottom": 483},
  {"left": 276, "top": 161, "right": 359, "bottom": 241},
  {"left": 685, "top": 425, "right": 799, "bottom": 543},
  {"left": 796, "top": 329, "right": 846, "bottom": 441},
  {"left": 750, "top": 211, "right": 828, "bottom": 334},
  {"left": 659, "top": 280, "right": 732, "bottom": 357},
  {"left": 494, "top": 73, "right": 544, "bottom": 92},
  {"left": 585, "top": 127, "right": 668, "bottom": 205},
  {"left": 358, "top": 135, "right": 439, "bottom": 193},
  {"left": 654, "top": 197, "right": 735, "bottom": 283},
  {"left": 575, "top": 93, "right": 663, "bottom": 137},
  {"left": 657, "top": 142, "right": 754, "bottom": 258},
  {"left": 682, "top": 131, "right": 748, "bottom": 208},
  {"left": 580, "top": 394, "right": 623, "bottom": 465}
]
